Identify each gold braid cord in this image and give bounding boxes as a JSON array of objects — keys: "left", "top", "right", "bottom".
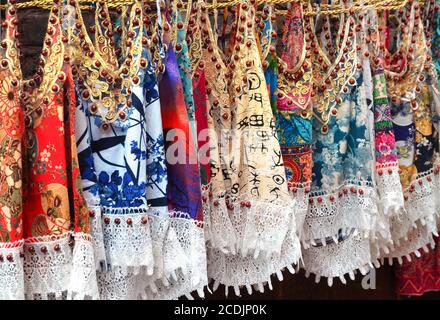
[{"left": 0, "top": 0, "right": 409, "bottom": 15}]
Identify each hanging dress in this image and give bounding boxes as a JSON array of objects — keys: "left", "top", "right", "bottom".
[
  {"left": 156, "top": 26, "right": 207, "bottom": 299},
  {"left": 275, "top": 1, "right": 313, "bottom": 241},
  {"left": 383, "top": 1, "right": 440, "bottom": 263},
  {"left": 70, "top": 0, "right": 191, "bottom": 299},
  {"left": 393, "top": 0, "right": 440, "bottom": 296},
  {"left": 0, "top": 0, "right": 25, "bottom": 299},
  {"left": 302, "top": 8, "right": 381, "bottom": 285},
  {"left": 18, "top": 2, "right": 97, "bottom": 299},
  {"left": 201, "top": 1, "right": 301, "bottom": 295}
]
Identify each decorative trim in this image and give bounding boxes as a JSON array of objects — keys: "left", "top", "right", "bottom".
[{"left": 303, "top": 181, "right": 382, "bottom": 247}]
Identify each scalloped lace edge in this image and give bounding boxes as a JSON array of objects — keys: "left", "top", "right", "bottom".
[
  {"left": 206, "top": 214, "right": 302, "bottom": 296},
  {"left": 0, "top": 232, "right": 99, "bottom": 300},
  {"left": 202, "top": 187, "right": 295, "bottom": 260},
  {"left": 301, "top": 231, "right": 374, "bottom": 287},
  {"left": 302, "top": 181, "right": 383, "bottom": 247},
  {"left": 96, "top": 217, "right": 207, "bottom": 300}
]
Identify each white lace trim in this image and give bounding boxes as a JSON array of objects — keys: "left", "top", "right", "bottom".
[
  {"left": 301, "top": 231, "right": 373, "bottom": 287},
  {"left": 96, "top": 215, "right": 207, "bottom": 300},
  {"left": 381, "top": 218, "right": 438, "bottom": 265},
  {"left": 375, "top": 164, "right": 406, "bottom": 218},
  {"left": 203, "top": 186, "right": 294, "bottom": 259},
  {"left": 0, "top": 240, "right": 25, "bottom": 300},
  {"left": 21, "top": 232, "right": 99, "bottom": 299},
  {"left": 143, "top": 215, "right": 207, "bottom": 300},
  {"left": 388, "top": 166, "right": 440, "bottom": 244},
  {"left": 303, "top": 180, "right": 382, "bottom": 246},
  {"left": 288, "top": 184, "right": 309, "bottom": 240},
  {"left": 207, "top": 214, "right": 301, "bottom": 296}
]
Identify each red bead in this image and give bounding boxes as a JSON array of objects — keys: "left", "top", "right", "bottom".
[
  {"left": 317, "top": 197, "right": 323, "bottom": 203},
  {"left": 222, "top": 113, "right": 229, "bottom": 120},
  {"left": 141, "top": 216, "right": 148, "bottom": 224},
  {"left": 114, "top": 218, "right": 121, "bottom": 225},
  {"left": 82, "top": 89, "right": 90, "bottom": 99},
  {"left": 358, "top": 188, "right": 364, "bottom": 195},
  {"left": 350, "top": 187, "right": 356, "bottom": 193},
  {"left": 427, "top": 176, "right": 432, "bottom": 182},
  {"left": 378, "top": 169, "right": 383, "bottom": 176},
  {"left": 245, "top": 201, "right": 251, "bottom": 208},
  {"left": 309, "top": 198, "right": 314, "bottom": 204},
  {"left": 52, "top": 84, "right": 59, "bottom": 93},
  {"left": 343, "top": 188, "right": 348, "bottom": 194},
  {"left": 240, "top": 201, "right": 246, "bottom": 207},
  {"left": 6, "top": 254, "right": 13, "bottom": 262},
  {"left": 28, "top": 246, "right": 35, "bottom": 253},
  {"left": 1, "top": 60, "right": 8, "bottom": 68},
  {"left": 104, "top": 217, "right": 110, "bottom": 224},
  {"left": 329, "top": 195, "right": 335, "bottom": 202},
  {"left": 54, "top": 244, "right": 60, "bottom": 252},
  {"left": 213, "top": 200, "right": 219, "bottom": 207},
  {"left": 102, "top": 123, "right": 109, "bottom": 130},
  {"left": 126, "top": 218, "right": 133, "bottom": 225},
  {"left": 388, "top": 169, "right": 393, "bottom": 175},
  {"left": 40, "top": 246, "right": 47, "bottom": 254},
  {"left": 418, "top": 179, "right": 423, "bottom": 186}
]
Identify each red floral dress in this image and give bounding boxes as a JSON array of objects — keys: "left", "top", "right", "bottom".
[
  {"left": 0, "top": 1, "right": 25, "bottom": 300},
  {"left": 1, "top": 1, "right": 98, "bottom": 299}
]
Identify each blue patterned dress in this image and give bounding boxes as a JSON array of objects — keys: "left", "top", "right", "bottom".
[{"left": 72, "top": 1, "right": 189, "bottom": 299}]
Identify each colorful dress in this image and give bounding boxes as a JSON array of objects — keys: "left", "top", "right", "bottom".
[
  {"left": 276, "top": 2, "right": 313, "bottom": 239},
  {"left": 11, "top": 2, "right": 97, "bottom": 299},
  {"left": 383, "top": 1, "right": 440, "bottom": 263},
  {"left": 0, "top": 0, "right": 25, "bottom": 299},
  {"left": 204, "top": 1, "right": 301, "bottom": 295},
  {"left": 157, "top": 44, "right": 207, "bottom": 299},
  {"left": 70, "top": 0, "right": 191, "bottom": 299},
  {"left": 302, "top": 11, "right": 381, "bottom": 285},
  {"left": 393, "top": 0, "right": 440, "bottom": 296}
]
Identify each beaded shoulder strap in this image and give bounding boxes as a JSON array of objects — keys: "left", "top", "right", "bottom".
[
  {"left": 21, "top": 0, "right": 66, "bottom": 129},
  {"left": 276, "top": 1, "right": 312, "bottom": 115},
  {"left": 384, "top": 1, "right": 427, "bottom": 107},
  {"left": 198, "top": 0, "right": 231, "bottom": 129},
  {"left": 69, "top": 0, "right": 144, "bottom": 127},
  {"left": 306, "top": 9, "right": 358, "bottom": 134},
  {"left": 0, "top": 0, "right": 22, "bottom": 83},
  {"left": 93, "top": 1, "right": 118, "bottom": 68}
]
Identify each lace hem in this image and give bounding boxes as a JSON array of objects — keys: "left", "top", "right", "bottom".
[
  {"left": 303, "top": 181, "right": 382, "bottom": 246},
  {"left": 375, "top": 165, "right": 406, "bottom": 217},
  {"left": 23, "top": 232, "right": 98, "bottom": 299},
  {"left": 0, "top": 240, "right": 25, "bottom": 299},
  {"left": 203, "top": 187, "right": 293, "bottom": 259},
  {"left": 96, "top": 217, "right": 207, "bottom": 300},
  {"left": 382, "top": 218, "right": 438, "bottom": 265},
  {"left": 207, "top": 216, "right": 301, "bottom": 296},
  {"left": 143, "top": 216, "right": 208, "bottom": 300},
  {"left": 388, "top": 166, "right": 440, "bottom": 244},
  {"left": 301, "top": 231, "right": 373, "bottom": 287}
]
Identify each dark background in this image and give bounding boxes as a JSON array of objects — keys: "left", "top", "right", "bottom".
[{"left": 7, "top": 3, "right": 440, "bottom": 300}]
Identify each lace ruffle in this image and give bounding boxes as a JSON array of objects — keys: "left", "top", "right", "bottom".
[
  {"left": 96, "top": 215, "right": 206, "bottom": 300},
  {"left": 23, "top": 232, "right": 98, "bottom": 299},
  {"left": 207, "top": 215, "right": 301, "bottom": 296},
  {"left": 302, "top": 231, "right": 373, "bottom": 287},
  {"left": 375, "top": 163, "right": 406, "bottom": 217},
  {"left": 204, "top": 187, "right": 294, "bottom": 259},
  {"left": 388, "top": 165, "right": 440, "bottom": 244},
  {"left": 382, "top": 218, "right": 438, "bottom": 265},
  {"left": 303, "top": 180, "right": 382, "bottom": 247},
  {"left": 0, "top": 240, "right": 25, "bottom": 300}
]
